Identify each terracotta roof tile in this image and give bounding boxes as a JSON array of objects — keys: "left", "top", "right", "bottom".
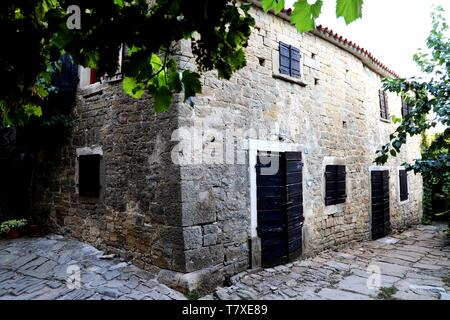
[
  {"left": 316, "top": 24, "right": 399, "bottom": 78},
  {"left": 278, "top": 8, "right": 399, "bottom": 78}
]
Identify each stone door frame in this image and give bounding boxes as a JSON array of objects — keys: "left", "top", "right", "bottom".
[
  {"left": 246, "top": 139, "right": 303, "bottom": 267},
  {"left": 368, "top": 166, "right": 390, "bottom": 239}
]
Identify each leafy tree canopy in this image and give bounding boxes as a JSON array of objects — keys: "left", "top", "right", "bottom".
[
  {"left": 0, "top": 0, "right": 363, "bottom": 126},
  {"left": 375, "top": 6, "right": 449, "bottom": 190}
]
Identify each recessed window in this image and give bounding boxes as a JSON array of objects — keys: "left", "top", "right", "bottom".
[
  {"left": 325, "top": 165, "right": 347, "bottom": 205},
  {"left": 379, "top": 90, "right": 389, "bottom": 120},
  {"left": 78, "top": 154, "right": 101, "bottom": 197},
  {"left": 79, "top": 45, "right": 124, "bottom": 87},
  {"left": 279, "top": 42, "right": 301, "bottom": 78},
  {"left": 399, "top": 169, "right": 408, "bottom": 201}
]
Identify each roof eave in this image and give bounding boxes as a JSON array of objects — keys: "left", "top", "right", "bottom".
[
  {"left": 311, "top": 28, "right": 399, "bottom": 79},
  {"left": 248, "top": 0, "right": 399, "bottom": 79}
]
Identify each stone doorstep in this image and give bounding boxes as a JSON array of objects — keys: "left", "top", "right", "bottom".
[{"left": 156, "top": 264, "right": 229, "bottom": 294}]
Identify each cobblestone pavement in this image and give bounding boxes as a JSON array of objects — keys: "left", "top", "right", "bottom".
[
  {"left": 1, "top": 224, "right": 449, "bottom": 300},
  {"left": 0, "top": 235, "right": 186, "bottom": 300},
  {"left": 203, "top": 224, "right": 450, "bottom": 300}
]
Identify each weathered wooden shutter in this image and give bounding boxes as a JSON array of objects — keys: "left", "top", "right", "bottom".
[
  {"left": 371, "top": 170, "right": 390, "bottom": 239},
  {"left": 279, "top": 42, "right": 301, "bottom": 78},
  {"left": 381, "top": 170, "right": 391, "bottom": 232},
  {"left": 399, "top": 169, "right": 408, "bottom": 201},
  {"left": 325, "top": 165, "right": 346, "bottom": 205},
  {"left": 379, "top": 90, "right": 388, "bottom": 119},
  {"left": 285, "top": 152, "right": 303, "bottom": 262},
  {"left": 279, "top": 42, "right": 291, "bottom": 75},
  {"left": 383, "top": 92, "right": 389, "bottom": 119},
  {"left": 290, "top": 47, "right": 301, "bottom": 78},
  {"left": 336, "top": 165, "right": 347, "bottom": 203}
]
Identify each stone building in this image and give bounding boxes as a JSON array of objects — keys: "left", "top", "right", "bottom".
[{"left": 27, "top": 3, "right": 422, "bottom": 292}]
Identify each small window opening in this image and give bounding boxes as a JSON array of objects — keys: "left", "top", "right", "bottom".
[
  {"left": 78, "top": 154, "right": 101, "bottom": 197},
  {"left": 258, "top": 57, "right": 266, "bottom": 67}
]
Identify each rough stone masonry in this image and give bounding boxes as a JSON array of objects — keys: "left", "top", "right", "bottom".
[{"left": 31, "top": 3, "right": 422, "bottom": 293}]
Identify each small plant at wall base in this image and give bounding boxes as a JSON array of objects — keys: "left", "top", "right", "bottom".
[
  {"left": 375, "top": 6, "right": 450, "bottom": 235},
  {"left": 0, "top": 219, "right": 28, "bottom": 239},
  {"left": 377, "top": 286, "right": 398, "bottom": 300},
  {"left": 185, "top": 290, "right": 201, "bottom": 300}
]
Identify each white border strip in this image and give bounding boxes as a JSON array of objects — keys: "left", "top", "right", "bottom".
[{"left": 245, "top": 139, "right": 303, "bottom": 238}]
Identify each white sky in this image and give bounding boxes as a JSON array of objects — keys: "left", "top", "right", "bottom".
[{"left": 286, "top": 0, "right": 450, "bottom": 78}]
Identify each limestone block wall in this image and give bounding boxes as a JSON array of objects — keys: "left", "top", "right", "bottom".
[
  {"left": 174, "top": 4, "right": 423, "bottom": 279},
  {"left": 33, "top": 82, "right": 186, "bottom": 272}
]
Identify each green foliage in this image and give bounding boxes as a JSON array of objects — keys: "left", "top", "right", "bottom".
[
  {"left": 291, "top": 0, "right": 323, "bottom": 33},
  {"left": 0, "top": 219, "right": 28, "bottom": 234},
  {"left": 185, "top": 290, "right": 201, "bottom": 300},
  {"left": 336, "top": 0, "right": 363, "bottom": 24},
  {"left": 123, "top": 77, "right": 145, "bottom": 99},
  {"left": 0, "top": 0, "right": 254, "bottom": 124},
  {"left": 375, "top": 7, "right": 449, "bottom": 234},
  {"left": 262, "top": 0, "right": 285, "bottom": 14},
  {"left": 0, "top": 0, "right": 362, "bottom": 126},
  {"left": 420, "top": 133, "right": 450, "bottom": 228},
  {"left": 1, "top": 0, "right": 365, "bottom": 125},
  {"left": 443, "top": 276, "right": 450, "bottom": 287},
  {"left": 375, "top": 6, "right": 449, "bottom": 183},
  {"left": 264, "top": 0, "right": 362, "bottom": 32},
  {"left": 377, "top": 286, "right": 398, "bottom": 300}
]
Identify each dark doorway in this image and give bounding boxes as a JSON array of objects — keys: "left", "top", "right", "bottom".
[
  {"left": 256, "top": 151, "right": 304, "bottom": 268},
  {"left": 371, "top": 170, "right": 390, "bottom": 239}
]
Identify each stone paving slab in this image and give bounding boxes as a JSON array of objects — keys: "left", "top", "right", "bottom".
[
  {"left": 1, "top": 224, "right": 449, "bottom": 300},
  {"left": 0, "top": 235, "right": 186, "bottom": 300},
  {"left": 202, "top": 224, "right": 450, "bottom": 300}
]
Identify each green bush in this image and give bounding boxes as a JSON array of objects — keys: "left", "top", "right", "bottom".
[{"left": 0, "top": 219, "right": 27, "bottom": 234}]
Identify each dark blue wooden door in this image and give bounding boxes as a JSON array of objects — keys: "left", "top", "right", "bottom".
[
  {"left": 256, "top": 151, "right": 303, "bottom": 267},
  {"left": 371, "top": 170, "right": 390, "bottom": 239}
]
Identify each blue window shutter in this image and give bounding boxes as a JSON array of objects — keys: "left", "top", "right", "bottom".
[
  {"left": 53, "top": 54, "right": 78, "bottom": 93},
  {"left": 290, "top": 47, "right": 301, "bottom": 78},
  {"left": 279, "top": 42, "right": 291, "bottom": 75},
  {"left": 379, "top": 90, "right": 388, "bottom": 119}
]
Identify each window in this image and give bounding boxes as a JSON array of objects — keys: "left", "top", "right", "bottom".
[
  {"left": 379, "top": 90, "right": 389, "bottom": 120},
  {"left": 401, "top": 99, "right": 412, "bottom": 117},
  {"left": 279, "top": 42, "right": 301, "bottom": 78},
  {"left": 78, "top": 154, "right": 101, "bottom": 197},
  {"left": 52, "top": 54, "right": 78, "bottom": 93},
  {"left": 79, "top": 45, "right": 124, "bottom": 87},
  {"left": 325, "top": 165, "right": 346, "bottom": 205},
  {"left": 399, "top": 169, "right": 408, "bottom": 201}
]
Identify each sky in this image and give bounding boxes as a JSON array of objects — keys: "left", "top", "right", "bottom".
[{"left": 285, "top": 0, "right": 450, "bottom": 78}]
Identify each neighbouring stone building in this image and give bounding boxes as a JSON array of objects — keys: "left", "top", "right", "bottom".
[{"left": 5, "top": 2, "right": 423, "bottom": 292}]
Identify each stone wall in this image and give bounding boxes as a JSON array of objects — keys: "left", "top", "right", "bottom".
[
  {"left": 172, "top": 4, "right": 423, "bottom": 288},
  {"left": 33, "top": 82, "right": 186, "bottom": 272}
]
